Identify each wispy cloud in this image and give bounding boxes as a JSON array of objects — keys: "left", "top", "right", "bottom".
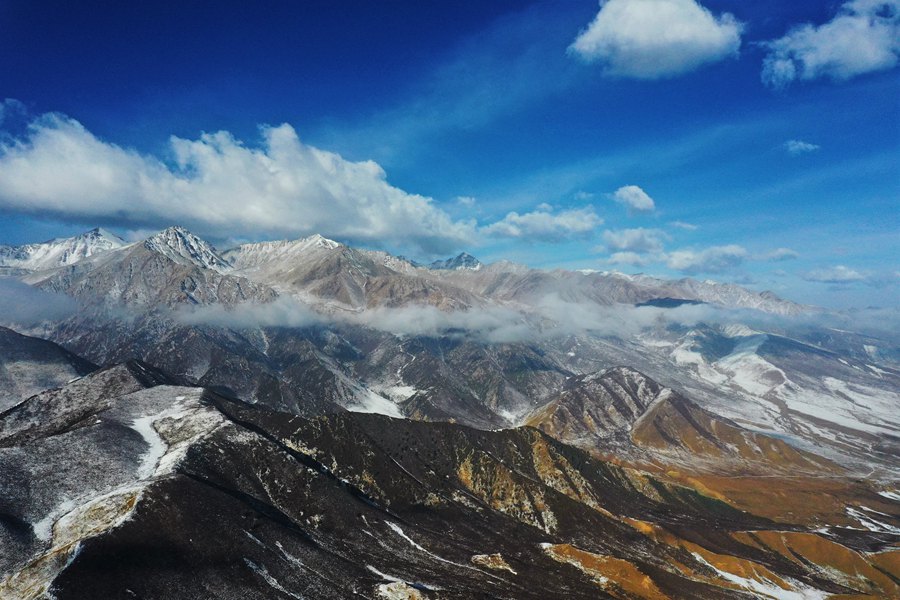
[
  {"left": 569, "top": 0, "right": 742, "bottom": 78},
  {"left": 803, "top": 265, "right": 869, "bottom": 283},
  {"left": 669, "top": 220, "right": 698, "bottom": 231},
  {"left": 762, "top": 0, "right": 900, "bottom": 88},
  {"left": 759, "top": 247, "right": 800, "bottom": 261},
  {"left": 784, "top": 139, "right": 820, "bottom": 155},
  {"left": 326, "top": 5, "right": 581, "bottom": 163},
  {"left": 605, "top": 251, "right": 653, "bottom": 267}
]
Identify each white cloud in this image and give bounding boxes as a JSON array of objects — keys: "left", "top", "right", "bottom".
[
  {"left": 0, "top": 113, "right": 477, "bottom": 255},
  {"left": 606, "top": 251, "right": 652, "bottom": 267},
  {"left": 760, "top": 247, "right": 800, "bottom": 262},
  {"left": 482, "top": 205, "right": 603, "bottom": 241},
  {"left": 611, "top": 185, "right": 656, "bottom": 213},
  {"left": 456, "top": 196, "right": 477, "bottom": 207},
  {"left": 569, "top": 0, "right": 742, "bottom": 79},
  {"left": 601, "top": 228, "right": 669, "bottom": 253},
  {"left": 803, "top": 265, "right": 868, "bottom": 283},
  {"left": 784, "top": 139, "right": 821, "bottom": 155},
  {"left": 670, "top": 220, "right": 698, "bottom": 230},
  {"left": 762, "top": 0, "right": 900, "bottom": 88},
  {"left": 666, "top": 244, "right": 748, "bottom": 274}
]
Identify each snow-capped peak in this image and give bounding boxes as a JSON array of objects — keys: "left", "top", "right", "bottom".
[
  {"left": 305, "top": 233, "right": 341, "bottom": 250},
  {"left": 144, "top": 226, "right": 232, "bottom": 272},
  {"left": 0, "top": 227, "right": 126, "bottom": 272},
  {"left": 428, "top": 252, "right": 482, "bottom": 271}
]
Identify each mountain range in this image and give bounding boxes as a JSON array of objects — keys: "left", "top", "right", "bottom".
[{"left": 1, "top": 226, "right": 897, "bottom": 599}]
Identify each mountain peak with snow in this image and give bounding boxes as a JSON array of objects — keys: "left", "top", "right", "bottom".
[
  {"left": 144, "top": 226, "right": 231, "bottom": 272},
  {"left": 428, "top": 252, "right": 482, "bottom": 271},
  {"left": 0, "top": 226, "right": 126, "bottom": 271}
]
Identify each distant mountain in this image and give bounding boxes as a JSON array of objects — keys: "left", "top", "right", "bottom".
[
  {"left": 3, "top": 226, "right": 894, "bottom": 478},
  {"left": 26, "top": 229, "right": 276, "bottom": 308},
  {"left": 428, "top": 252, "right": 482, "bottom": 271},
  {"left": 5, "top": 226, "right": 806, "bottom": 315},
  {"left": 0, "top": 227, "right": 125, "bottom": 273}
]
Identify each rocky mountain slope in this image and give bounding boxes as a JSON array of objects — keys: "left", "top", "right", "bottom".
[
  {"left": 4, "top": 227, "right": 894, "bottom": 474},
  {"left": 1, "top": 225, "right": 898, "bottom": 596},
  {"left": 0, "top": 326, "right": 96, "bottom": 410},
  {"left": 3, "top": 369, "right": 897, "bottom": 599}
]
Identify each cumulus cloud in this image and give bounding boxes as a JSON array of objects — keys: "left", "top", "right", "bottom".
[
  {"left": 0, "top": 112, "right": 478, "bottom": 255},
  {"left": 784, "top": 139, "right": 821, "bottom": 155},
  {"left": 456, "top": 196, "right": 477, "bottom": 207},
  {"left": 601, "top": 228, "right": 669, "bottom": 253},
  {"left": 803, "top": 265, "right": 868, "bottom": 283},
  {"left": 569, "top": 0, "right": 742, "bottom": 78},
  {"left": 606, "top": 251, "right": 653, "bottom": 267},
  {"left": 611, "top": 185, "right": 656, "bottom": 213},
  {"left": 760, "top": 247, "right": 800, "bottom": 262},
  {"left": 482, "top": 205, "right": 602, "bottom": 241},
  {"left": 666, "top": 244, "right": 748, "bottom": 274},
  {"left": 762, "top": 0, "right": 900, "bottom": 89}
]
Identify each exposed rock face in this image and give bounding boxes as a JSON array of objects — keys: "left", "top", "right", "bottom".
[
  {"left": 527, "top": 366, "right": 842, "bottom": 475},
  {"left": 527, "top": 367, "right": 664, "bottom": 443},
  {"left": 2, "top": 370, "right": 897, "bottom": 599},
  {"left": 0, "top": 326, "right": 96, "bottom": 410}
]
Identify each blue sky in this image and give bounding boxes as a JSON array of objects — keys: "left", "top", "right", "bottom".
[{"left": 0, "top": 0, "right": 897, "bottom": 308}]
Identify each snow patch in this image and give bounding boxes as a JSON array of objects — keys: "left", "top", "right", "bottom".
[
  {"left": 346, "top": 388, "right": 403, "bottom": 418},
  {"left": 690, "top": 552, "right": 826, "bottom": 599}
]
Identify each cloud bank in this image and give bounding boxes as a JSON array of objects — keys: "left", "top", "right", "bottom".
[
  {"left": 569, "top": 0, "right": 742, "bottom": 78},
  {"left": 0, "top": 279, "right": 78, "bottom": 325},
  {"left": 762, "top": 0, "right": 900, "bottom": 88},
  {"left": 0, "top": 113, "right": 482, "bottom": 255}
]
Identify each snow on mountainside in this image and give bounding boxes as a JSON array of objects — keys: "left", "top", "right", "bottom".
[
  {"left": 221, "top": 233, "right": 342, "bottom": 271},
  {"left": 4, "top": 367, "right": 898, "bottom": 599},
  {"left": 143, "top": 226, "right": 232, "bottom": 272},
  {"left": 2, "top": 226, "right": 807, "bottom": 316},
  {"left": 428, "top": 252, "right": 482, "bottom": 271},
  {"left": 0, "top": 228, "right": 125, "bottom": 272}
]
